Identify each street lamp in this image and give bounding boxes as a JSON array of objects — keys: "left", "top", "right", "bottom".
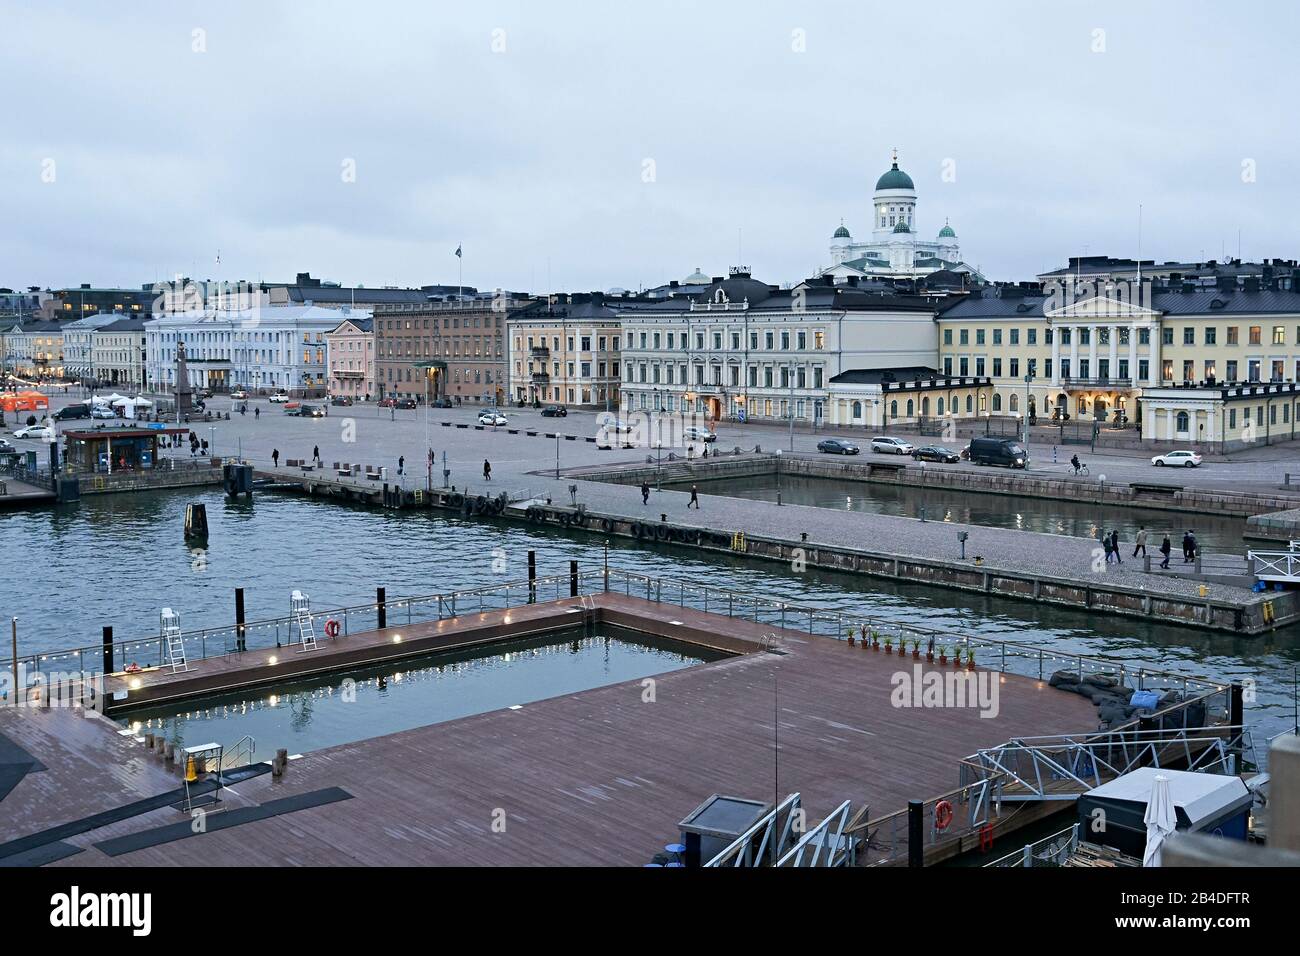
[{"left": 1022, "top": 372, "right": 1035, "bottom": 446}]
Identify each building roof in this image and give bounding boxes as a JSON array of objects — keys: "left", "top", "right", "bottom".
[
  {"left": 938, "top": 223, "right": 957, "bottom": 238},
  {"left": 833, "top": 224, "right": 852, "bottom": 239},
  {"left": 97, "top": 317, "right": 150, "bottom": 332},
  {"left": 875, "top": 159, "right": 915, "bottom": 192},
  {"left": 328, "top": 316, "right": 374, "bottom": 334},
  {"left": 829, "top": 366, "right": 942, "bottom": 385},
  {"left": 938, "top": 283, "right": 1300, "bottom": 319}
]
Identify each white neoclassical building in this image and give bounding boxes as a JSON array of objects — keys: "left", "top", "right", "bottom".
[
  {"left": 145, "top": 305, "right": 366, "bottom": 396},
  {"left": 824, "top": 150, "right": 976, "bottom": 280}
]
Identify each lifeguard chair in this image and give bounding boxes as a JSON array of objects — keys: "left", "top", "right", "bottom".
[
  {"left": 161, "top": 607, "right": 188, "bottom": 672},
  {"left": 290, "top": 590, "right": 317, "bottom": 651}
]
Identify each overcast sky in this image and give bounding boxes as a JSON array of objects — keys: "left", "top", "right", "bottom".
[{"left": 3, "top": 0, "right": 1297, "bottom": 295}]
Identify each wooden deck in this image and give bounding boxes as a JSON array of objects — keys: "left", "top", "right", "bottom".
[{"left": 2, "top": 595, "right": 1099, "bottom": 866}]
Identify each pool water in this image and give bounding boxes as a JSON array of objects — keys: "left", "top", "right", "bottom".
[{"left": 118, "top": 626, "right": 726, "bottom": 761}]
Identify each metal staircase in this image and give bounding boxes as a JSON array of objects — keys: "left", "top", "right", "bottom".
[{"left": 161, "top": 608, "right": 188, "bottom": 673}]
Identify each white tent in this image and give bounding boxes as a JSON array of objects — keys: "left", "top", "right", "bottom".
[
  {"left": 112, "top": 396, "right": 151, "bottom": 420},
  {"left": 1143, "top": 774, "right": 1176, "bottom": 866}
]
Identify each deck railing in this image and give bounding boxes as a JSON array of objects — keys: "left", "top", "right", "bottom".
[
  {"left": 4, "top": 568, "right": 1233, "bottom": 711},
  {"left": 984, "top": 824, "right": 1081, "bottom": 868}
]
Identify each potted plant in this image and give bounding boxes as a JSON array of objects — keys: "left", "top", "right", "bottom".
[
  {"left": 884, "top": 636, "right": 894, "bottom": 655},
  {"left": 938, "top": 646, "right": 949, "bottom": 665},
  {"left": 910, "top": 638, "right": 920, "bottom": 660},
  {"left": 926, "top": 637, "right": 935, "bottom": 663},
  {"left": 871, "top": 630, "right": 880, "bottom": 651},
  {"left": 846, "top": 627, "right": 855, "bottom": 647},
  {"left": 966, "top": 647, "right": 977, "bottom": 671}
]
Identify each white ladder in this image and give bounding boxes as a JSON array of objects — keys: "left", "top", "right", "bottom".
[
  {"left": 161, "top": 608, "right": 188, "bottom": 673},
  {"left": 291, "top": 590, "right": 317, "bottom": 651}
]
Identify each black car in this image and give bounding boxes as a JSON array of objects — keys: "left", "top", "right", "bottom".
[
  {"left": 911, "top": 445, "right": 960, "bottom": 463},
  {"left": 541, "top": 405, "right": 567, "bottom": 418},
  {"left": 431, "top": 397, "right": 454, "bottom": 409},
  {"left": 330, "top": 395, "right": 354, "bottom": 407},
  {"left": 53, "top": 404, "right": 90, "bottom": 421},
  {"left": 395, "top": 398, "right": 417, "bottom": 409},
  {"left": 817, "top": 438, "right": 860, "bottom": 455}
]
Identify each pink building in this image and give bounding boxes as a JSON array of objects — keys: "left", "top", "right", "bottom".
[{"left": 326, "top": 315, "right": 375, "bottom": 399}]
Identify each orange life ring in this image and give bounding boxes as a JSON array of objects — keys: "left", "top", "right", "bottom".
[
  {"left": 934, "top": 800, "right": 954, "bottom": 831},
  {"left": 324, "top": 619, "right": 340, "bottom": 639}
]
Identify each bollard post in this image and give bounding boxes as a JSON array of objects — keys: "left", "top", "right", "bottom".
[
  {"left": 908, "top": 800, "right": 924, "bottom": 868},
  {"left": 528, "top": 550, "right": 537, "bottom": 604},
  {"left": 377, "top": 587, "right": 387, "bottom": 630},
  {"left": 102, "top": 625, "right": 113, "bottom": 675},
  {"left": 235, "top": 587, "right": 246, "bottom": 653},
  {"left": 570, "top": 560, "right": 579, "bottom": 597}
]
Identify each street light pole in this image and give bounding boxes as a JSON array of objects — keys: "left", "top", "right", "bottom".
[{"left": 1023, "top": 372, "right": 1035, "bottom": 446}]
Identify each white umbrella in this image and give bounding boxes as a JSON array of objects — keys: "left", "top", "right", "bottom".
[{"left": 1143, "top": 774, "right": 1176, "bottom": 866}]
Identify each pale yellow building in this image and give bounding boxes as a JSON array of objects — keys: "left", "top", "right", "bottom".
[{"left": 507, "top": 294, "right": 623, "bottom": 409}]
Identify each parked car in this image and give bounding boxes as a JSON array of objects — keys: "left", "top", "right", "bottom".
[
  {"left": 53, "top": 404, "right": 90, "bottom": 421},
  {"left": 968, "top": 437, "right": 1030, "bottom": 469},
  {"left": 431, "top": 397, "right": 454, "bottom": 409},
  {"left": 540, "top": 405, "right": 568, "bottom": 418},
  {"left": 1152, "top": 449, "right": 1202, "bottom": 468},
  {"left": 330, "top": 395, "right": 354, "bottom": 407},
  {"left": 683, "top": 425, "right": 717, "bottom": 443},
  {"left": 911, "top": 445, "right": 960, "bottom": 463},
  {"left": 299, "top": 404, "right": 326, "bottom": 418},
  {"left": 90, "top": 406, "right": 116, "bottom": 420},
  {"left": 478, "top": 411, "right": 508, "bottom": 426},
  {"left": 817, "top": 438, "right": 860, "bottom": 455},
  {"left": 395, "top": 398, "right": 417, "bottom": 410},
  {"left": 870, "top": 436, "right": 914, "bottom": 455},
  {"left": 0, "top": 438, "right": 16, "bottom": 454},
  {"left": 230, "top": 388, "right": 249, "bottom": 400},
  {"left": 12, "top": 424, "right": 53, "bottom": 440},
  {"left": 269, "top": 392, "right": 290, "bottom": 404}
]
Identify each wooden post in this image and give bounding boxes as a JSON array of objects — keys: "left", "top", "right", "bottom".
[
  {"left": 377, "top": 587, "right": 387, "bottom": 630},
  {"left": 528, "top": 550, "right": 537, "bottom": 604},
  {"left": 908, "top": 800, "right": 924, "bottom": 868},
  {"left": 102, "top": 625, "right": 113, "bottom": 675},
  {"left": 570, "top": 560, "right": 579, "bottom": 597},
  {"left": 235, "top": 588, "right": 246, "bottom": 652}
]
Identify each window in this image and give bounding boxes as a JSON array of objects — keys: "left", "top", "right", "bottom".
[
  {"left": 1205, "top": 328, "right": 1216, "bottom": 345},
  {"left": 1027, "top": 329, "right": 1037, "bottom": 346},
  {"left": 992, "top": 329, "right": 1002, "bottom": 346},
  {"left": 1162, "top": 328, "right": 1174, "bottom": 346},
  {"left": 1274, "top": 326, "right": 1286, "bottom": 345},
  {"left": 1009, "top": 358, "right": 1019, "bottom": 378},
  {"left": 1183, "top": 328, "right": 1195, "bottom": 345},
  {"left": 1176, "top": 411, "right": 1189, "bottom": 433},
  {"left": 1249, "top": 326, "right": 1262, "bottom": 346},
  {"left": 943, "top": 329, "right": 953, "bottom": 346},
  {"left": 1010, "top": 329, "right": 1020, "bottom": 346},
  {"left": 780, "top": 331, "right": 789, "bottom": 350},
  {"left": 976, "top": 329, "right": 986, "bottom": 346},
  {"left": 992, "top": 358, "right": 1002, "bottom": 377},
  {"left": 959, "top": 329, "right": 969, "bottom": 345},
  {"left": 959, "top": 357, "right": 969, "bottom": 376},
  {"left": 764, "top": 331, "right": 774, "bottom": 350},
  {"left": 1226, "top": 326, "right": 1239, "bottom": 345}
]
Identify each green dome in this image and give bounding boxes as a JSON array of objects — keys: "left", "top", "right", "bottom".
[
  {"left": 875, "top": 161, "right": 915, "bottom": 191},
  {"left": 938, "top": 223, "right": 956, "bottom": 238},
  {"left": 892, "top": 220, "right": 911, "bottom": 233},
  {"left": 833, "top": 224, "right": 851, "bottom": 239}
]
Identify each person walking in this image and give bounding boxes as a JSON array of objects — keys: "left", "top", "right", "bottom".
[
  {"left": 254, "top": 406, "right": 260, "bottom": 420},
  {"left": 272, "top": 448, "right": 279, "bottom": 468},
  {"left": 641, "top": 481, "right": 650, "bottom": 505},
  {"left": 1159, "top": 534, "right": 1172, "bottom": 569},
  {"left": 1103, "top": 532, "right": 1115, "bottom": 564},
  {"left": 1181, "top": 530, "right": 1194, "bottom": 563},
  {"left": 688, "top": 484, "right": 699, "bottom": 509},
  {"left": 483, "top": 459, "right": 492, "bottom": 481},
  {"left": 1185, "top": 530, "right": 1198, "bottom": 564},
  {"left": 398, "top": 455, "right": 405, "bottom": 476},
  {"left": 1110, "top": 530, "right": 1121, "bottom": 564},
  {"left": 1133, "top": 527, "right": 1148, "bottom": 558},
  {"left": 313, "top": 444, "right": 320, "bottom": 466}
]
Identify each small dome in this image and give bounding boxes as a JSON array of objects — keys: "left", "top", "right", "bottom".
[
  {"left": 938, "top": 223, "right": 956, "bottom": 238},
  {"left": 833, "top": 224, "right": 851, "bottom": 239},
  {"left": 683, "top": 267, "right": 709, "bottom": 285},
  {"left": 892, "top": 220, "right": 911, "bottom": 233}
]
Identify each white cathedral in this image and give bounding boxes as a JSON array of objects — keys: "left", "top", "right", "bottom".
[{"left": 822, "top": 150, "right": 979, "bottom": 281}]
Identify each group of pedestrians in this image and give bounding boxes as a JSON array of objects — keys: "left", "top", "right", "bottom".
[{"left": 1104, "top": 525, "right": 1199, "bottom": 570}]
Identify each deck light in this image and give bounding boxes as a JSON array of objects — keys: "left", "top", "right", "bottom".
[
  {"left": 268, "top": 655, "right": 278, "bottom": 665},
  {"left": 393, "top": 634, "right": 403, "bottom": 643}
]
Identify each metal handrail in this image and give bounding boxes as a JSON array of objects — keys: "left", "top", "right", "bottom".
[
  {"left": 704, "top": 793, "right": 802, "bottom": 867},
  {"left": 984, "top": 823, "right": 1081, "bottom": 868}
]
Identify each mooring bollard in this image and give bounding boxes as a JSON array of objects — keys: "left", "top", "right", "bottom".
[
  {"left": 235, "top": 587, "right": 247, "bottom": 652},
  {"left": 102, "top": 625, "right": 113, "bottom": 676},
  {"left": 272, "top": 748, "right": 289, "bottom": 778},
  {"left": 377, "top": 587, "right": 387, "bottom": 629},
  {"left": 528, "top": 550, "right": 537, "bottom": 604},
  {"left": 570, "top": 560, "right": 579, "bottom": 597}
]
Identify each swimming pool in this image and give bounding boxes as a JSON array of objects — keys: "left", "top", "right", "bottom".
[{"left": 119, "top": 626, "right": 727, "bottom": 762}]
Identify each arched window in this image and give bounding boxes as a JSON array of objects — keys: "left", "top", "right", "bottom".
[
  {"left": 1009, "top": 393, "right": 1018, "bottom": 413},
  {"left": 922, "top": 397, "right": 930, "bottom": 416},
  {"left": 1176, "top": 410, "right": 1189, "bottom": 433},
  {"left": 937, "top": 398, "right": 945, "bottom": 416},
  {"left": 992, "top": 393, "right": 1002, "bottom": 412},
  {"left": 965, "top": 395, "right": 973, "bottom": 414},
  {"left": 851, "top": 400, "right": 862, "bottom": 419},
  {"left": 980, "top": 393, "right": 989, "bottom": 413},
  {"left": 890, "top": 400, "right": 898, "bottom": 418},
  {"left": 906, "top": 399, "right": 914, "bottom": 418}
]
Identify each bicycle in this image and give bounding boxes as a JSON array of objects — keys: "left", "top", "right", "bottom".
[{"left": 1072, "top": 463, "right": 1090, "bottom": 477}]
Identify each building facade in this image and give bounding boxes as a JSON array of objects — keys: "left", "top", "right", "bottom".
[
  {"left": 43, "top": 284, "right": 154, "bottom": 322},
  {"left": 936, "top": 273, "right": 1300, "bottom": 435},
  {"left": 373, "top": 293, "right": 524, "bottom": 404},
  {"left": 617, "top": 270, "right": 940, "bottom": 424},
  {"left": 145, "top": 305, "right": 357, "bottom": 396},
  {"left": 326, "top": 316, "right": 375, "bottom": 399},
  {"left": 91, "top": 317, "right": 150, "bottom": 390},
  {"left": 825, "top": 368, "right": 993, "bottom": 428},
  {"left": 506, "top": 294, "right": 624, "bottom": 408},
  {"left": 61, "top": 314, "right": 122, "bottom": 385},
  {"left": 1, "top": 319, "right": 67, "bottom": 382}
]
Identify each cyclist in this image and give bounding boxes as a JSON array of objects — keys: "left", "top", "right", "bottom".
[{"left": 1070, "top": 454, "right": 1082, "bottom": 475}]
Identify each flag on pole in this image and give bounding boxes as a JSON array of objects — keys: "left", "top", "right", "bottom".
[{"left": 454, "top": 245, "right": 462, "bottom": 258}]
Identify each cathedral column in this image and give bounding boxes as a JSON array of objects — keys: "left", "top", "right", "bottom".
[
  {"left": 1088, "top": 325, "right": 1098, "bottom": 381},
  {"left": 1050, "top": 331, "right": 1061, "bottom": 386},
  {"left": 1108, "top": 325, "right": 1119, "bottom": 382},
  {"left": 1069, "top": 327, "right": 1079, "bottom": 380},
  {"left": 1127, "top": 328, "right": 1138, "bottom": 386}
]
